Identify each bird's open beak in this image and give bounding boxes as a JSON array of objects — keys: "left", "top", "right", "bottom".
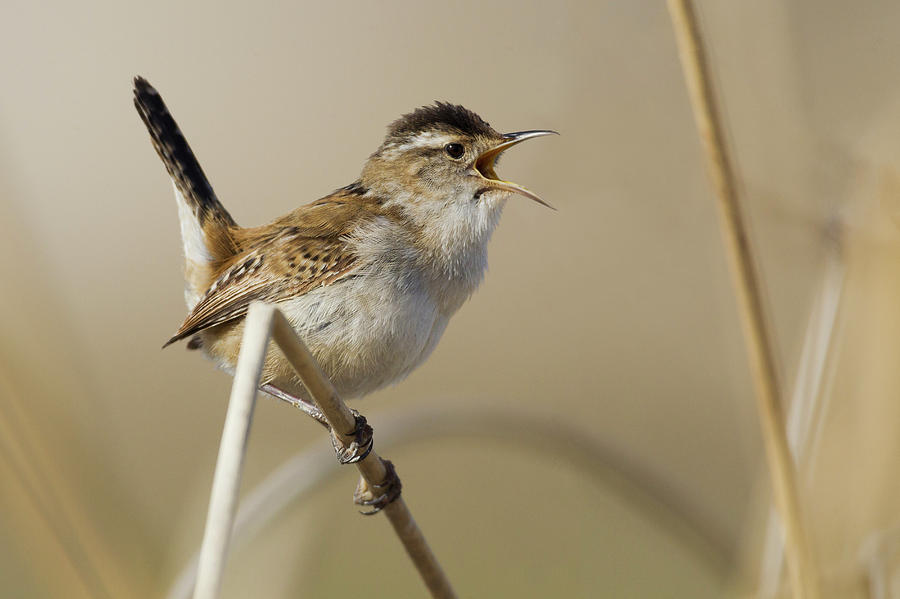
[{"left": 474, "top": 130, "right": 558, "bottom": 209}]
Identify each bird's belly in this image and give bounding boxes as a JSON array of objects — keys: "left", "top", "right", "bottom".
[{"left": 272, "top": 273, "right": 447, "bottom": 399}]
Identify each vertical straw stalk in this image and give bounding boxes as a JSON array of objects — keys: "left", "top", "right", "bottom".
[
  {"left": 665, "top": 1, "right": 820, "bottom": 597},
  {"left": 193, "top": 305, "right": 272, "bottom": 599}
]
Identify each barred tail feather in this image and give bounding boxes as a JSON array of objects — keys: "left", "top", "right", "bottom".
[
  {"left": 133, "top": 76, "right": 238, "bottom": 256},
  {"left": 134, "top": 76, "right": 240, "bottom": 309}
]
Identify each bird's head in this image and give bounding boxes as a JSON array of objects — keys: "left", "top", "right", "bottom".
[{"left": 360, "top": 102, "right": 556, "bottom": 216}]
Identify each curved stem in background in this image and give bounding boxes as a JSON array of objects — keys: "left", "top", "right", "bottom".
[{"left": 167, "top": 403, "right": 732, "bottom": 599}]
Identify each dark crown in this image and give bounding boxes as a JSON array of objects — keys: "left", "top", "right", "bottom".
[{"left": 388, "top": 102, "right": 496, "bottom": 140}]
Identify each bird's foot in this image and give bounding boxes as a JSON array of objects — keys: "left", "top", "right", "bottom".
[
  {"left": 261, "top": 385, "right": 373, "bottom": 464},
  {"left": 332, "top": 409, "right": 373, "bottom": 464},
  {"left": 354, "top": 459, "right": 402, "bottom": 515}
]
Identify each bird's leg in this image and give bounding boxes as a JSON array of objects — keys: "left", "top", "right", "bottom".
[
  {"left": 259, "top": 384, "right": 329, "bottom": 428},
  {"left": 259, "top": 384, "right": 374, "bottom": 465},
  {"left": 353, "top": 459, "right": 402, "bottom": 515}
]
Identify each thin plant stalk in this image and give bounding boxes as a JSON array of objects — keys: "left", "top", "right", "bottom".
[
  {"left": 190, "top": 302, "right": 456, "bottom": 599},
  {"left": 268, "top": 306, "right": 456, "bottom": 599},
  {"left": 192, "top": 306, "right": 272, "bottom": 599},
  {"left": 666, "top": 1, "right": 820, "bottom": 597}
]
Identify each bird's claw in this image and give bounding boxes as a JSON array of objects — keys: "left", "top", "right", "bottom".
[
  {"left": 354, "top": 459, "right": 402, "bottom": 515},
  {"left": 331, "top": 409, "right": 374, "bottom": 464}
]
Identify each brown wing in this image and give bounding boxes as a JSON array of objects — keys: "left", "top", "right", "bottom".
[{"left": 163, "top": 224, "right": 358, "bottom": 347}]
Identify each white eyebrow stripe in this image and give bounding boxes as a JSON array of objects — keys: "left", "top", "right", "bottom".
[{"left": 385, "top": 132, "right": 456, "bottom": 155}]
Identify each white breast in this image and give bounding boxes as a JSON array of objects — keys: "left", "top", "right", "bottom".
[
  {"left": 274, "top": 197, "right": 504, "bottom": 399},
  {"left": 279, "top": 262, "right": 446, "bottom": 398}
]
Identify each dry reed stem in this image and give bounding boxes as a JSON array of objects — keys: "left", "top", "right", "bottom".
[
  {"left": 268, "top": 306, "right": 457, "bottom": 599},
  {"left": 665, "top": 1, "right": 820, "bottom": 597},
  {"left": 191, "top": 302, "right": 456, "bottom": 599},
  {"left": 193, "top": 305, "right": 272, "bottom": 599}
]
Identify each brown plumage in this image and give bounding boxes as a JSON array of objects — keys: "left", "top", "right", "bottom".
[
  {"left": 165, "top": 193, "right": 381, "bottom": 346},
  {"left": 134, "top": 77, "right": 388, "bottom": 348},
  {"left": 133, "top": 76, "right": 555, "bottom": 406}
]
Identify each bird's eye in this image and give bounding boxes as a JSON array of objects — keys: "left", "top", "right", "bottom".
[{"left": 444, "top": 143, "right": 465, "bottom": 159}]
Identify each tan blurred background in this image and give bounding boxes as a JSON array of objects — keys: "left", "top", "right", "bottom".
[{"left": 2, "top": 1, "right": 900, "bottom": 597}]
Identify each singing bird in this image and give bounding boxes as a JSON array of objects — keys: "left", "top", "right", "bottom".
[{"left": 134, "top": 76, "right": 555, "bottom": 424}]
